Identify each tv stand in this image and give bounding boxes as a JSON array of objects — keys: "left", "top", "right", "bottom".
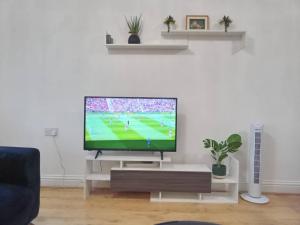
[{"left": 84, "top": 154, "right": 239, "bottom": 203}]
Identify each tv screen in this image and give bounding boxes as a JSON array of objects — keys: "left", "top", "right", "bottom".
[{"left": 84, "top": 96, "right": 177, "bottom": 152}]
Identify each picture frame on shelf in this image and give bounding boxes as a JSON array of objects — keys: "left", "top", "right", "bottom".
[{"left": 186, "top": 15, "right": 209, "bottom": 30}]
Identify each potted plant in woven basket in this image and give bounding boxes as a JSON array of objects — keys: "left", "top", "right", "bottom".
[{"left": 203, "top": 134, "right": 242, "bottom": 178}]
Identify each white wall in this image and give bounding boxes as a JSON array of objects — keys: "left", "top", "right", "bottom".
[{"left": 0, "top": 0, "right": 299, "bottom": 193}]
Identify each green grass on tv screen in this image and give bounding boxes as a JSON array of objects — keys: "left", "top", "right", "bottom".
[{"left": 85, "top": 112, "right": 176, "bottom": 151}]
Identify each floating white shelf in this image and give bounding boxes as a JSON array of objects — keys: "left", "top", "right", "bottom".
[
  {"left": 105, "top": 43, "right": 188, "bottom": 50},
  {"left": 161, "top": 30, "right": 246, "bottom": 37}
]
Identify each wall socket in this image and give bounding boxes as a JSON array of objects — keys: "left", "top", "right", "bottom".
[{"left": 45, "top": 128, "right": 58, "bottom": 136}]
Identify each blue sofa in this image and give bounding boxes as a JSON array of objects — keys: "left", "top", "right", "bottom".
[{"left": 0, "top": 147, "right": 40, "bottom": 225}]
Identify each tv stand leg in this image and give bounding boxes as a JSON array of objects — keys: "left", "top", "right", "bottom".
[
  {"left": 160, "top": 152, "right": 164, "bottom": 160},
  {"left": 84, "top": 180, "right": 91, "bottom": 200},
  {"left": 95, "top": 150, "right": 102, "bottom": 159}
]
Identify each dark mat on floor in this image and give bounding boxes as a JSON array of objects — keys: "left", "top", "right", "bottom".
[{"left": 155, "top": 221, "right": 220, "bottom": 225}]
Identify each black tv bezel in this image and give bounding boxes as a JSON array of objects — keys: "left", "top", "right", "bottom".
[{"left": 84, "top": 96, "right": 177, "bottom": 152}]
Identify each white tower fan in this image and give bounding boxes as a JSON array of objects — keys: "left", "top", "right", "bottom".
[{"left": 241, "top": 123, "right": 269, "bottom": 204}]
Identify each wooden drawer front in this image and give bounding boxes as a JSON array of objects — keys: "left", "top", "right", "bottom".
[{"left": 111, "top": 170, "right": 211, "bottom": 193}]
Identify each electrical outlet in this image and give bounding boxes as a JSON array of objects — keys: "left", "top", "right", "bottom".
[{"left": 45, "top": 128, "right": 58, "bottom": 136}]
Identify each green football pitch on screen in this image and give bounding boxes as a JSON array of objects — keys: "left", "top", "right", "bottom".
[{"left": 85, "top": 112, "right": 176, "bottom": 150}]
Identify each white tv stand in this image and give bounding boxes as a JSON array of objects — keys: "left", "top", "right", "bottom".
[
  {"left": 84, "top": 154, "right": 239, "bottom": 203},
  {"left": 84, "top": 154, "right": 171, "bottom": 199}
]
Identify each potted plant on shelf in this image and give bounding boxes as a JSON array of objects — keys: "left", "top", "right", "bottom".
[
  {"left": 125, "top": 15, "right": 142, "bottom": 44},
  {"left": 164, "top": 15, "right": 176, "bottom": 32},
  {"left": 203, "top": 134, "right": 242, "bottom": 178},
  {"left": 219, "top": 15, "right": 232, "bottom": 32}
]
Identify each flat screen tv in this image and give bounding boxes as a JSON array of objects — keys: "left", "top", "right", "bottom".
[{"left": 84, "top": 96, "right": 177, "bottom": 155}]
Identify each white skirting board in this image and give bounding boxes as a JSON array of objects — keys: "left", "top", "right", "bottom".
[
  {"left": 240, "top": 180, "right": 300, "bottom": 194},
  {"left": 41, "top": 175, "right": 300, "bottom": 194},
  {"left": 41, "top": 175, "right": 83, "bottom": 187},
  {"left": 41, "top": 175, "right": 111, "bottom": 188}
]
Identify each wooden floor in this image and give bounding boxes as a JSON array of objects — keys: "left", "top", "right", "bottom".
[{"left": 33, "top": 188, "right": 300, "bottom": 225}]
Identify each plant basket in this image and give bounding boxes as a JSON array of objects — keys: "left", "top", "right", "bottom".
[
  {"left": 212, "top": 164, "right": 226, "bottom": 179},
  {"left": 128, "top": 33, "right": 140, "bottom": 44}
]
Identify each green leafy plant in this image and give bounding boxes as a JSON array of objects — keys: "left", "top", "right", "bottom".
[
  {"left": 219, "top": 15, "right": 232, "bottom": 32},
  {"left": 203, "top": 134, "right": 242, "bottom": 166},
  {"left": 164, "top": 15, "right": 176, "bottom": 32},
  {"left": 125, "top": 15, "right": 142, "bottom": 34}
]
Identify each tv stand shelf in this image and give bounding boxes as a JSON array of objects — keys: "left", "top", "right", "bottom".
[
  {"left": 85, "top": 154, "right": 171, "bottom": 167},
  {"left": 84, "top": 154, "right": 171, "bottom": 199}
]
